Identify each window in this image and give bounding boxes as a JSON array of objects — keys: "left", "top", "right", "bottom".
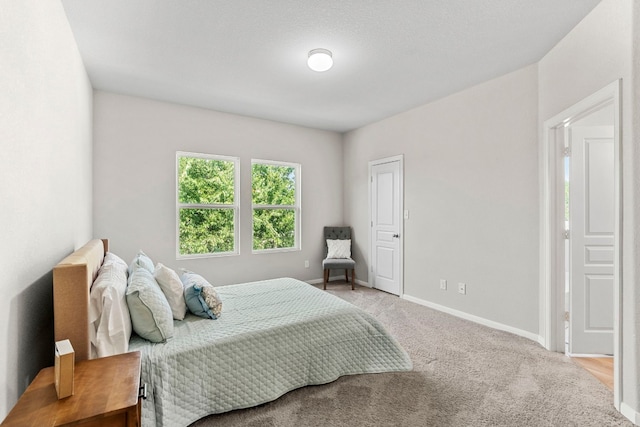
[
  {"left": 176, "top": 152, "right": 239, "bottom": 258},
  {"left": 252, "top": 160, "right": 301, "bottom": 252}
]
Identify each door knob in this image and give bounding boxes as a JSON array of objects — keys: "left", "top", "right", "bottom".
[{"left": 393, "top": 234, "right": 399, "bottom": 238}]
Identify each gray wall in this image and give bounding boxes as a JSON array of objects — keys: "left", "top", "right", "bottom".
[
  {"left": 93, "top": 91, "right": 343, "bottom": 286},
  {"left": 0, "top": 0, "right": 93, "bottom": 419},
  {"left": 538, "top": 0, "right": 639, "bottom": 417},
  {"left": 2, "top": 0, "right": 640, "bottom": 423},
  {"left": 343, "top": 65, "right": 540, "bottom": 335}
]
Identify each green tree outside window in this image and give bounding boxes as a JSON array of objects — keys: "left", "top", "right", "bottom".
[
  {"left": 252, "top": 162, "right": 300, "bottom": 251},
  {"left": 177, "top": 154, "right": 238, "bottom": 256}
]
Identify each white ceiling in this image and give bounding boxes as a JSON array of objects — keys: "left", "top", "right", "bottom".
[{"left": 61, "top": 0, "right": 601, "bottom": 133}]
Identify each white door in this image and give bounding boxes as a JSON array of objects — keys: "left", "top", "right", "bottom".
[
  {"left": 370, "top": 158, "right": 402, "bottom": 295},
  {"left": 569, "top": 125, "right": 614, "bottom": 355}
]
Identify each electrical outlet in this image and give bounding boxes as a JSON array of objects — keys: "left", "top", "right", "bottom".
[
  {"left": 458, "top": 283, "right": 466, "bottom": 295},
  {"left": 440, "top": 279, "right": 447, "bottom": 290},
  {"left": 304, "top": 260, "right": 309, "bottom": 268}
]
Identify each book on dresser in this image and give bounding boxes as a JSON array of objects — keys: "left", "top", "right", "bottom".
[{"left": 54, "top": 339, "right": 74, "bottom": 399}]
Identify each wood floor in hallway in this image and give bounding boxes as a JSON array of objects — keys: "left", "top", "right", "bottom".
[{"left": 572, "top": 357, "right": 613, "bottom": 391}]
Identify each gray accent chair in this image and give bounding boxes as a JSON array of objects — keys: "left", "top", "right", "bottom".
[{"left": 322, "top": 226, "right": 355, "bottom": 290}]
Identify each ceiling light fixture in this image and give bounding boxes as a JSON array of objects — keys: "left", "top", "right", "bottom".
[{"left": 307, "top": 48, "right": 333, "bottom": 72}]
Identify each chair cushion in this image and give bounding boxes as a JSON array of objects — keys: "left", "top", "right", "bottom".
[
  {"left": 327, "top": 239, "right": 351, "bottom": 258},
  {"left": 323, "top": 226, "right": 353, "bottom": 258},
  {"left": 323, "top": 257, "right": 356, "bottom": 270}
]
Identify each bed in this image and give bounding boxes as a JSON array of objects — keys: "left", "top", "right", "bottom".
[{"left": 53, "top": 239, "right": 412, "bottom": 427}]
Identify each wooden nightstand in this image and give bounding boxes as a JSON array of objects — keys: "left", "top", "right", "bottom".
[{"left": 1, "top": 351, "right": 142, "bottom": 427}]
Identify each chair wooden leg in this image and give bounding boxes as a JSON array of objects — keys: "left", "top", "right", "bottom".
[
  {"left": 351, "top": 269, "right": 355, "bottom": 290},
  {"left": 323, "top": 269, "right": 329, "bottom": 290},
  {"left": 345, "top": 270, "right": 349, "bottom": 282}
]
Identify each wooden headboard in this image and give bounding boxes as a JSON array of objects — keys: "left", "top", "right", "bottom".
[{"left": 53, "top": 239, "right": 108, "bottom": 361}]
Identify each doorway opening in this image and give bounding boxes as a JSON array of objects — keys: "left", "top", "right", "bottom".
[
  {"left": 540, "top": 80, "right": 621, "bottom": 408},
  {"left": 562, "top": 103, "right": 615, "bottom": 391}
]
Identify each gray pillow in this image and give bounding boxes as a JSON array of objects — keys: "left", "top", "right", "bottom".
[
  {"left": 126, "top": 264, "right": 174, "bottom": 342},
  {"left": 128, "top": 250, "right": 154, "bottom": 275}
]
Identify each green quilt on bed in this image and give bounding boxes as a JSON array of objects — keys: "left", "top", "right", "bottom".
[{"left": 129, "top": 277, "right": 412, "bottom": 427}]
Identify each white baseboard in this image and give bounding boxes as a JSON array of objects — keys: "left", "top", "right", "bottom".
[
  {"left": 620, "top": 402, "right": 640, "bottom": 426},
  {"left": 537, "top": 335, "right": 547, "bottom": 348},
  {"left": 401, "top": 293, "right": 541, "bottom": 344}
]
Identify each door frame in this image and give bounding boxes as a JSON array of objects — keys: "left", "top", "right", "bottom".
[
  {"left": 539, "top": 79, "right": 622, "bottom": 408},
  {"left": 368, "top": 155, "right": 404, "bottom": 296}
]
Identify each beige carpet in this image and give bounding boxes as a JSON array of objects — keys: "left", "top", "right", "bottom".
[{"left": 191, "top": 282, "right": 631, "bottom": 427}]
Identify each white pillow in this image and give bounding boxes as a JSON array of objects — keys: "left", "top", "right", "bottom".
[
  {"left": 89, "top": 252, "right": 132, "bottom": 358},
  {"left": 154, "top": 263, "right": 188, "bottom": 320},
  {"left": 326, "top": 239, "right": 351, "bottom": 259}
]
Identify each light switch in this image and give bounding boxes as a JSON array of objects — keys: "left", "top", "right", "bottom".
[{"left": 404, "top": 210, "right": 409, "bottom": 220}]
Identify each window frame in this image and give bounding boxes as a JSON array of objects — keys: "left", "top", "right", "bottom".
[
  {"left": 251, "top": 159, "right": 302, "bottom": 254},
  {"left": 176, "top": 151, "right": 240, "bottom": 259}
]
